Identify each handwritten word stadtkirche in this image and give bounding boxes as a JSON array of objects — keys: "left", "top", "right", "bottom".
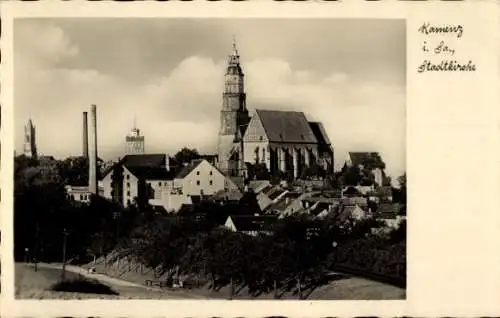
[{"left": 417, "top": 23, "right": 476, "bottom": 73}]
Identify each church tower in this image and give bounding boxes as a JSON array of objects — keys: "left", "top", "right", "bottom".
[
  {"left": 23, "top": 118, "right": 37, "bottom": 159},
  {"left": 125, "top": 118, "right": 145, "bottom": 155},
  {"left": 217, "top": 38, "right": 250, "bottom": 176}
]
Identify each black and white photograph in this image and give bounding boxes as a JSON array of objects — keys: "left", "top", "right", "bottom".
[{"left": 13, "top": 18, "right": 406, "bottom": 300}]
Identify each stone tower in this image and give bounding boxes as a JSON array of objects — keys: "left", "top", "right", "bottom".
[
  {"left": 125, "top": 118, "right": 145, "bottom": 155},
  {"left": 23, "top": 118, "right": 37, "bottom": 159},
  {"left": 216, "top": 38, "right": 249, "bottom": 176}
]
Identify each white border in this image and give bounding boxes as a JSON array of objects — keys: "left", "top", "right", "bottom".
[{"left": 2, "top": 1, "right": 500, "bottom": 317}]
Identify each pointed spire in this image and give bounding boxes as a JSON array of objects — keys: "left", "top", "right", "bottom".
[{"left": 232, "top": 35, "right": 238, "bottom": 56}]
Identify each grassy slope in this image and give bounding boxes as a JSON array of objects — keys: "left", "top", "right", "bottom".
[{"left": 84, "top": 256, "right": 406, "bottom": 300}]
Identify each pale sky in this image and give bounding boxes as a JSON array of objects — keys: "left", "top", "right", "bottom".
[{"left": 14, "top": 18, "right": 406, "bottom": 179}]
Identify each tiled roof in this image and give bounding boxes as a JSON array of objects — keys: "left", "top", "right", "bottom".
[
  {"left": 266, "top": 193, "right": 299, "bottom": 213},
  {"left": 122, "top": 154, "right": 167, "bottom": 168},
  {"left": 127, "top": 166, "right": 177, "bottom": 181},
  {"left": 175, "top": 159, "right": 204, "bottom": 179},
  {"left": 268, "top": 189, "right": 286, "bottom": 200},
  {"left": 229, "top": 215, "right": 278, "bottom": 232},
  {"left": 212, "top": 189, "right": 243, "bottom": 201},
  {"left": 308, "top": 122, "right": 331, "bottom": 145},
  {"left": 255, "top": 109, "right": 317, "bottom": 143},
  {"left": 343, "top": 186, "right": 363, "bottom": 196},
  {"left": 261, "top": 185, "right": 274, "bottom": 195},
  {"left": 310, "top": 202, "right": 331, "bottom": 216}
]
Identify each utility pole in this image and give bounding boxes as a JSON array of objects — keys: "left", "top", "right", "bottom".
[
  {"left": 61, "top": 228, "right": 68, "bottom": 280},
  {"left": 34, "top": 223, "right": 39, "bottom": 272}
]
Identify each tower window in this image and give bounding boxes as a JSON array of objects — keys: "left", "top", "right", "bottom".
[
  {"left": 209, "top": 180, "right": 213, "bottom": 186},
  {"left": 159, "top": 182, "right": 162, "bottom": 186},
  {"left": 196, "top": 171, "right": 200, "bottom": 175},
  {"left": 127, "top": 191, "right": 130, "bottom": 197},
  {"left": 127, "top": 175, "right": 130, "bottom": 180},
  {"left": 127, "top": 182, "right": 130, "bottom": 188}
]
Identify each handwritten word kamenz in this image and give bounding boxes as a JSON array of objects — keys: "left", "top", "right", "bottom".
[{"left": 418, "top": 23, "right": 463, "bottom": 38}]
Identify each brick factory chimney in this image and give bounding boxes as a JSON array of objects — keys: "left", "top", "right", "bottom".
[
  {"left": 88, "top": 105, "right": 98, "bottom": 194},
  {"left": 82, "top": 111, "right": 89, "bottom": 158}
]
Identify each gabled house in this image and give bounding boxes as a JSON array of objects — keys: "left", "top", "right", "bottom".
[
  {"left": 99, "top": 154, "right": 176, "bottom": 208},
  {"left": 224, "top": 215, "right": 278, "bottom": 236},
  {"left": 265, "top": 191, "right": 301, "bottom": 216},
  {"left": 173, "top": 159, "right": 239, "bottom": 196}
]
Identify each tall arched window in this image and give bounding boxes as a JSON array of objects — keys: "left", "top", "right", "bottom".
[
  {"left": 254, "top": 147, "right": 259, "bottom": 163},
  {"left": 262, "top": 148, "right": 266, "bottom": 164}
]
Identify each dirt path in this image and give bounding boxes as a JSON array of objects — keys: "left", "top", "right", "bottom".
[{"left": 15, "top": 262, "right": 206, "bottom": 299}]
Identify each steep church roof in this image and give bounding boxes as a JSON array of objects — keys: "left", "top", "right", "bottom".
[
  {"left": 308, "top": 122, "right": 331, "bottom": 145},
  {"left": 255, "top": 109, "right": 318, "bottom": 143}
]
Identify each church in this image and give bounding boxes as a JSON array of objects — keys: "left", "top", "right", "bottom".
[{"left": 216, "top": 40, "right": 334, "bottom": 180}]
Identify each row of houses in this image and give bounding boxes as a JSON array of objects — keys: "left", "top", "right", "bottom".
[
  {"left": 66, "top": 154, "right": 240, "bottom": 212},
  {"left": 64, "top": 151, "right": 404, "bottom": 236}
]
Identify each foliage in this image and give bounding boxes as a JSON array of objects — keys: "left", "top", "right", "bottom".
[
  {"left": 15, "top": 153, "right": 406, "bottom": 299},
  {"left": 174, "top": 147, "right": 200, "bottom": 165},
  {"left": 300, "top": 162, "right": 326, "bottom": 180},
  {"left": 14, "top": 155, "right": 139, "bottom": 264},
  {"left": 246, "top": 163, "right": 271, "bottom": 181}
]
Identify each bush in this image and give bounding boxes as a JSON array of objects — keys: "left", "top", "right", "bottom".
[{"left": 50, "top": 277, "right": 119, "bottom": 295}]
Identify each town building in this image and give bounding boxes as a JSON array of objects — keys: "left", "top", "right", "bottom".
[
  {"left": 125, "top": 121, "right": 145, "bottom": 155},
  {"left": 99, "top": 154, "right": 174, "bottom": 207},
  {"left": 23, "top": 118, "right": 37, "bottom": 159},
  {"left": 224, "top": 215, "right": 278, "bottom": 236},
  {"left": 65, "top": 185, "right": 91, "bottom": 204},
  {"left": 100, "top": 154, "right": 239, "bottom": 212},
  {"left": 345, "top": 152, "right": 385, "bottom": 187},
  {"left": 216, "top": 40, "right": 334, "bottom": 179}
]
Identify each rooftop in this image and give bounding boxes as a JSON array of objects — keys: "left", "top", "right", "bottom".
[{"left": 255, "top": 109, "right": 318, "bottom": 144}]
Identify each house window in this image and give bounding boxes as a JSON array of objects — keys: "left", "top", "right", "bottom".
[
  {"left": 127, "top": 199, "right": 131, "bottom": 206},
  {"left": 127, "top": 182, "right": 130, "bottom": 188},
  {"left": 127, "top": 191, "right": 130, "bottom": 197},
  {"left": 197, "top": 180, "right": 200, "bottom": 186},
  {"left": 209, "top": 180, "right": 213, "bottom": 186},
  {"left": 196, "top": 171, "right": 200, "bottom": 175},
  {"left": 209, "top": 171, "right": 213, "bottom": 176},
  {"left": 79, "top": 194, "right": 83, "bottom": 200},
  {"left": 159, "top": 182, "right": 162, "bottom": 186},
  {"left": 126, "top": 175, "right": 130, "bottom": 180},
  {"left": 259, "top": 136, "right": 263, "bottom": 141}
]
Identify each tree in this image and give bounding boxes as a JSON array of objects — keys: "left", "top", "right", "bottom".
[
  {"left": 238, "top": 189, "right": 261, "bottom": 215},
  {"left": 396, "top": 172, "right": 407, "bottom": 204},
  {"left": 174, "top": 147, "right": 200, "bottom": 165}
]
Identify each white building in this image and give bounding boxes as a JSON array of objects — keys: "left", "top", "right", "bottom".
[
  {"left": 100, "top": 155, "right": 238, "bottom": 212},
  {"left": 65, "top": 185, "right": 91, "bottom": 204}
]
